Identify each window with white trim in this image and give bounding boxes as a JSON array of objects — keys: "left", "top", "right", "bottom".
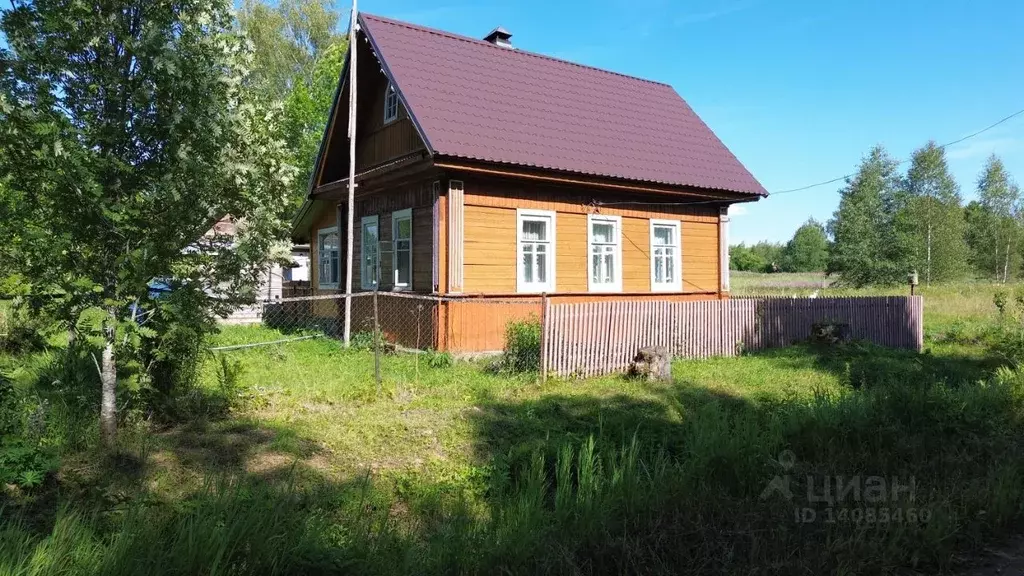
[
  {"left": 588, "top": 214, "right": 622, "bottom": 292},
  {"left": 517, "top": 209, "right": 555, "bottom": 293},
  {"left": 360, "top": 215, "right": 379, "bottom": 290},
  {"left": 650, "top": 220, "right": 682, "bottom": 292},
  {"left": 383, "top": 84, "right": 399, "bottom": 124},
  {"left": 392, "top": 208, "right": 412, "bottom": 290},
  {"left": 317, "top": 226, "right": 339, "bottom": 289}
]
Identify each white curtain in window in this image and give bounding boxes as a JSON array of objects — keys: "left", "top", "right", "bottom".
[
  {"left": 590, "top": 221, "right": 616, "bottom": 285},
  {"left": 520, "top": 218, "right": 549, "bottom": 285},
  {"left": 652, "top": 225, "right": 677, "bottom": 285}
]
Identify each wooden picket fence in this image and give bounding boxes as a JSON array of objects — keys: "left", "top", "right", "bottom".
[{"left": 541, "top": 296, "right": 924, "bottom": 378}]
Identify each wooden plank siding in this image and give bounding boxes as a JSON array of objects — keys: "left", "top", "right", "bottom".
[
  {"left": 309, "top": 179, "right": 436, "bottom": 322},
  {"left": 459, "top": 175, "right": 723, "bottom": 296},
  {"left": 352, "top": 41, "right": 424, "bottom": 172},
  {"left": 447, "top": 180, "right": 465, "bottom": 292},
  {"left": 318, "top": 37, "right": 426, "bottom": 184},
  {"left": 302, "top": 169, "right": 737, "bottom": 353}
]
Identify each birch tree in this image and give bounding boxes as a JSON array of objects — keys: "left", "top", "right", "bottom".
[
  {"left": 901, "top": 142, "right": 969, "bottom": 284},
  {"left": 827, "top": 146, "right": 908, "bottom": 286},
  {"left": 0, "top": 0, "right": 294, "bottom": 448},
  {"left": 971, "top": 155, "right": 1021, "bottom": 282}
]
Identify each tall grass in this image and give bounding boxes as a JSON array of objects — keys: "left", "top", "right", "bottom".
[{"left": 4, "top": 364, "right": 1024, "bottom": 574}]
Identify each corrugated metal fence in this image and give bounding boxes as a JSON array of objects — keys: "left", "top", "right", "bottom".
[{"left": 542, "top": 296, "right": 924, "bottom": 378}]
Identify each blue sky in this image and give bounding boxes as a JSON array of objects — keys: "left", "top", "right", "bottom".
[
  {"left": 6, "top": 1, "right": 1020, "bottom": 244},
  {"left": 355, "top": 0, "right": 1024, "bottom": 244}
]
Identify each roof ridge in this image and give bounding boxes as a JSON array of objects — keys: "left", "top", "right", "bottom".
[{"left": 359, "top": 12, "right": 672, "bottom": 88}]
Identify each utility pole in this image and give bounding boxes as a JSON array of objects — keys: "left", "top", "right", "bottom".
[{"left": 343, "top": 0, "right": 358, "bottom": 346}]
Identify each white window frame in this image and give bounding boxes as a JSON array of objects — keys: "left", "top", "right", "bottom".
[
  {"left": 383, "top": 84, "right": 399, "bottom": 124},
  {"left": 360, "top": 215, "right": 380, "bottom": 290},
  {"left": 391, "top": 208, "right": 413, "bottom": 291},
  {"left": 587, "top": 214, "right": 622, "bottom": 292},
  {"left": 650, "top": 219, "right": 682, "bottom": 292},
  {"left": 516, "top": 209, "right": 556, "bottom": 293},
  {"left": 317, "top": 226, "right": 339, "bottom": 289}
]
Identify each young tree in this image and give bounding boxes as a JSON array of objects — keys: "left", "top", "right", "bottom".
[
  {"left": 968, "top": 155, "right": 1021, "bottom": 282},
  {"left": 901, "top": 142, "right": 969, "bottom": 284},
  {"left": 0, "top": 0, "right": 294, "bottom": 448},
  {"left": 827, "top": 146, "right": 907, "bottom": 286},
  {"left": 781, "top": 219, "right": 829, "bottom": 272}
]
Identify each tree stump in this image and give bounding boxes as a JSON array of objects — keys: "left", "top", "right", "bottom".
[
  {"left": 810, "top": 322, "right": 852, "bottom": 346},
  {"left": 629, "top": 346, "right": 672, "bottom": 382}
]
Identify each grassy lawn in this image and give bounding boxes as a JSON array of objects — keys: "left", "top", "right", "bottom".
[{"left": 3, "top": 283, "right": 1024, "bottom": 574}]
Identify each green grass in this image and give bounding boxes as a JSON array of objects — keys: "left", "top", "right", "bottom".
[{"left": 4, "top": 284, "right": 1024, "bottom": 573}]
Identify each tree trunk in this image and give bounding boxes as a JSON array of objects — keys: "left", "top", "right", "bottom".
[
  {"left": 994, "top": 230, "right": 1001, "bottom": 282},
  {"left": 1004, "top": 240, "right": 1012, "bottom": 283},
  {"left": 100, "top": 311, "right": 117, "bottom": 448},
  {"left": 926, "top": 222, "right": 932, "bottom": 286}
]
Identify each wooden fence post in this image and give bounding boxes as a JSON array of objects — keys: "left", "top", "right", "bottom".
[{"left": 540, "top": 293, "right": 549, "bottom": 383}]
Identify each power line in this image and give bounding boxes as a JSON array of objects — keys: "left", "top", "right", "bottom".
[
  {"left": 769, "top": 106, "right": 1024, "bottom": 196},
  {"left": 595, "top": 105, "right": 1024, "bottom": 208}
]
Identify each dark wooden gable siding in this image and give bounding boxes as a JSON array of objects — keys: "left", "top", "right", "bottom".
[{"left": 318, "top": 37, "right": 426, "bottom": 186}]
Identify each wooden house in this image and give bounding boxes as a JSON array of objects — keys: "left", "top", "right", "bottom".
[{"left": 291, "top": 14, "right": 767, "bottom": 352}]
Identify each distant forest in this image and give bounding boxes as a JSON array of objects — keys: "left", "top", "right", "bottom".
[{"left": 731, "top": 143, "right": 1020, "bottom": 286}]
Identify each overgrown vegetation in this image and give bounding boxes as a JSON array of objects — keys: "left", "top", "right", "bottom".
[
  {"left": 499, "top": 318, "right": 542, "bottom": 373},
  {"left": 1, "top": 282, "right": 1023, "bottom": 573},
  {"left": 1, "top": 0, "right": 1023, "bottom": 571}
]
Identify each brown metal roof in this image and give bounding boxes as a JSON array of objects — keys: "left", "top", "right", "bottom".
[{"left": 360, "top": 13, "right": 767, "bottom": 197}]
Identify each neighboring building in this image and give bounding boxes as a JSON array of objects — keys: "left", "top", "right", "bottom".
[
  {"left": 291, "top": 13, "right": 767, "bottom": 351},
  {"left": 208, "top": 216, "right": 297, "bottom": 324},
  {"left": 283, "top": 244, "right": 310, "bottom": 283}
]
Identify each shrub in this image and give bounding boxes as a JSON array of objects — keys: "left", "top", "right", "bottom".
[
  {"left": 426, "top": 350, "right": 453, "bottom": 369},
  {"left": 0, "top": 301, "right": 50, "bottom": 354},
  {"left": 501, "top": 317, "right": 541, "bottom": 373},
  {"left": 351, "top": 330, "right": 387, "bottom": 351},
  {"left": 0, "top": 376, "right": 58, "bottom": 490},
  {"left": 138, "top": 287, "right": 223, "bottom": 421}
]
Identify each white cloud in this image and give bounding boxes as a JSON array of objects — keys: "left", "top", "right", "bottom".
[{"left": 728, "top": 204, "right": 749, "bottom": 217}]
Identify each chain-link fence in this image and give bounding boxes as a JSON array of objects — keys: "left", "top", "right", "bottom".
[{"left": 249, "top": 291, "right": 544, "bottom": 356}]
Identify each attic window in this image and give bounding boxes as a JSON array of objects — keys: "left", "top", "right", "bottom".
[{"left": 383, "top": 84, "right": 399, "bottom": 124}]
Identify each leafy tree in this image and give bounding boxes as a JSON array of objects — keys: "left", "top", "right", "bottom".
[
  {"left": 729, "top": 242, "right": 784, "bottom": 272},
  {"left": 827, "top": 146, "right": 908, "bottom": 286},
  {"left": 281, "top": 40, "right": 345, "bottom": 207},
  {"left": 238, "top": 0, "right": 341, "bottom": 101},
  {"left": 966, "top": 155, "right": 1020, "bottom": 282},
  {"left": 901, "top": 142, "right": 969, "bottom": 284},
  {"left": 0, "top": 0, "right": 295, "bottom": 447},
  {"left": 730, "top": 244, "right": 762, "bottom": 272},
  {"left": 239, "top": 0, "right": 345, "bottom": 205},
  {"left": 781, "top": 219, "right": 829, "bottom": 272}
]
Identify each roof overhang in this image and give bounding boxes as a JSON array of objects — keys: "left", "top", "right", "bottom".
[{"left": 433, "top": 157, "right": 765, "bottom": 204}]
